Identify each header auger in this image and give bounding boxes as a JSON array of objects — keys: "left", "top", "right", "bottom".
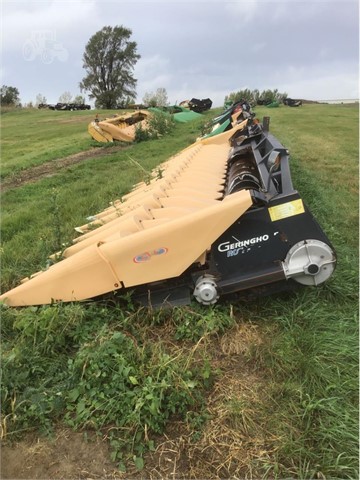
[{"left": 0, "top": 117, "right": 336, "bottom": 307}]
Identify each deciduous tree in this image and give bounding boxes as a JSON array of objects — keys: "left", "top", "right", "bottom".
[
  {"left": 224, "top": 88, "right": 287, "bottom": 106},
  {"left": 143, "top": 88, "right": 169, "bottom": 107},
  {"left": 58, "top": 91, "right": 73, "bottom": 103},
  {"left": 80, "top": 25, "right": 140, "bottom": 109},
  {"left": 1, "top": 85, "right": 21, "bottom": 106},
  {"left": 35, "top": 93, "right": 47, "bottom": 106},
  {"left": 73, "top": 95, "right": 85, "bottom": 105}
]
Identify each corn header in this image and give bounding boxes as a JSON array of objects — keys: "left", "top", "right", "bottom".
[
  {"left": 88, "top": 110, "right": 150, "bottom": 143},
  {"left": 0, "top": 117, "right": 336, "bottom": 307}
]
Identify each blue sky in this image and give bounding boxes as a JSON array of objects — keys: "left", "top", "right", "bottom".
[{"left": 1, "top": 0, "right": 359, "bottom": 106}]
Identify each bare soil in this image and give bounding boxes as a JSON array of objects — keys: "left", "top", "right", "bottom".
[
  {"left": 1, "top": 145, "right": 128, "bottom": 193},
  {"left": 1, "top": 430, "right": 121, "bottom": 479}
]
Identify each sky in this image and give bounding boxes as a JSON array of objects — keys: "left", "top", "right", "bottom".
[{"left": 1, "top": 0, "right": 359, "bottom": 107}]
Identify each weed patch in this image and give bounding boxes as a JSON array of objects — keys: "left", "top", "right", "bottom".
[
  {"left": 1, "top": 303, "right": 214, "bottom": 471},
  {"left": 135, "top": 110, "right": 175, "bottom": 142}
]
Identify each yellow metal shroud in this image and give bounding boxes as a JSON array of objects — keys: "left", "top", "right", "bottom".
[
  {"left": 0, "top": 124, "right": 252, "bottom": 306},
  {"left": 88, "top": 110, "right": 150, "bottom": 143}
]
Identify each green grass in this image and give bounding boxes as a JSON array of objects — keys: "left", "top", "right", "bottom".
[
  {"left": 242, "top": 103, "right": 358, "bottom": 478},
  {"left": 1, "top": 109, "right": 91, "bottom": 178},
  {"left": 1, "top": 107, "right": 156, "bottom": 179},
  {"left": 1, "top": 104, "right": 358, "bottom": 477}
]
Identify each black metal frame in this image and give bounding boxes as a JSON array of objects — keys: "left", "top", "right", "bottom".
[
  {"left": 128, "top": 122, "right": 336, "bottom": 307},
  {"left": 205, "top": 124, "right": 335, "bottom": 297}
]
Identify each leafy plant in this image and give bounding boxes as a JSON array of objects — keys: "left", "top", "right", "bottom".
[
  {"left": 134, "top": 122, "right": 150, "bottom": 142},
  {"left": 172, "top": 306, "right": 235, "bottom": 342},
  {"left": 135, "top": 110, "right": 175, "bottom": 142},
  {"left": 1, "top": 303, "right": 213, "bottom": 469},
  {"left": 64, "top": 325, "right": 207, "bottom": 466},
  {"left": 147, "top": 110, "right": 175, "bottom": 137}
]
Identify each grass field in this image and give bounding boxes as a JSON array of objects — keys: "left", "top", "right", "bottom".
[{"left": 1, "top": 103, "right": 358, "bottom": 479}]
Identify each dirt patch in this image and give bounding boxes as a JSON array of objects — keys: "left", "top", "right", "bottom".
[
  {"left": 1, "top": 145, "right": 128, "bottom": 193},
  {"left": 1, "top": 429, "right": 121, "bottom": 479}
]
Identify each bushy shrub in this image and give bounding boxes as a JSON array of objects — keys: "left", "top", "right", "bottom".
[
  {"left": 134, "top": 122, "right": 150, "bottom": 142},
  {"left": 135, "top": 110, "right": 175, "bottom": 142}
]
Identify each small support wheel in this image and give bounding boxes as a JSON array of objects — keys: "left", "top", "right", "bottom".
[{"left": 193, "top": 275, "right": 219, "bottom": 305}]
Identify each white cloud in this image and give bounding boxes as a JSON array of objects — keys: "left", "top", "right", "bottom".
[
  {"left": 134, "top": 54, "right": 173, "bottom": 100},
  {"left": 2, "top": 0, "right": 98, "bottom": 51},
  {"left": 251, "top": 42, "right": 267, "bottom": 53},
  {"left": 224, "top": 0, "right": 259, "bottom": 23},
  {"left": 276, "top": 65, "right": 359, "bottom": 100},
  {"left": 135, "top": 54, "right": 170, "bottom": 76},
  {"left": 0, "top": 66, "right": 10, "bottom": 84}
]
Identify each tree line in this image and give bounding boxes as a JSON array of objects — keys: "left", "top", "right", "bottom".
[
  {"left": 1, "top": 25, "right": 288, "bottom": 110},
  {"left": 225, "top": 88, "right": 288, "bottom": 106}
]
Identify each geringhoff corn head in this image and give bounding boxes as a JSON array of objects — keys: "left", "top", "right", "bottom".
[
  {"left": 88, "top": 110, "right": 150, "bottom": 143},
  {"left": 0, "top": 117, "right": 336, "bottom": 307}
]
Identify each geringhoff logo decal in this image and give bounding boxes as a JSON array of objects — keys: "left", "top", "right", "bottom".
[
  {"left": 133, "top": 247, "right": 168, "bottom": 263},
  {"left": 218, "top": 234, "right": 271, "bottom": 257}
]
